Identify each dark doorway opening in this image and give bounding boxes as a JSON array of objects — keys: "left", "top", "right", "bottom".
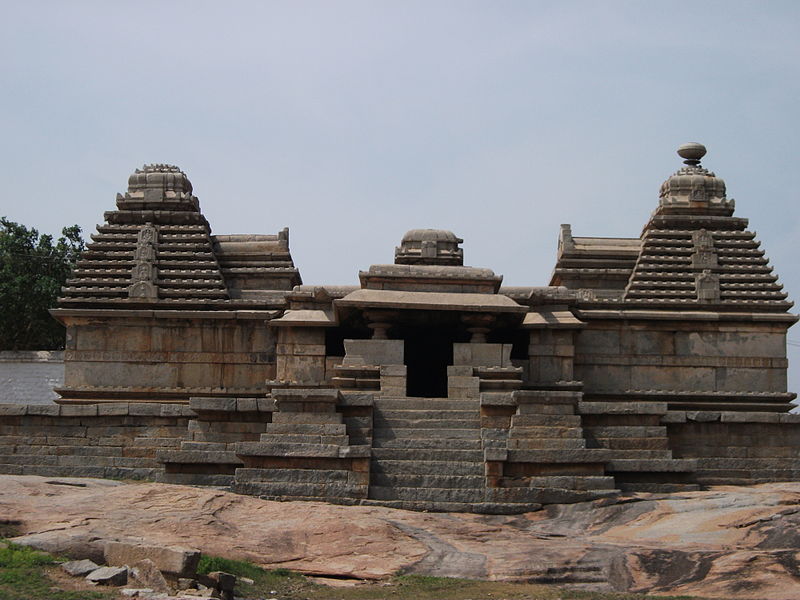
[{"left": 404, "top": 327, "right": 454, "bottom": 398}]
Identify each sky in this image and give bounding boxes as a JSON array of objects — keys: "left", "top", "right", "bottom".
[{"left": 1, "top": 0, "right": 798, "bottom": 393}]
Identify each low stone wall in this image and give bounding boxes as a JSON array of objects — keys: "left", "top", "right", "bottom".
[
  {"left": 666, "top": 411, "right": 800, "bottom": 485},
  {"left": 2, "top": 401, "right": 800, "bottom": 503},
  {"left": 0, "top": 351, "right": 64, "bottom": 404},
  {"left": 0, "top": 403, "right": 193, "bottom": 480}
]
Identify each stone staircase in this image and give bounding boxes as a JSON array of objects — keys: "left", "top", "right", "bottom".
[
  {"left": 157, "top": 397, "right": 271, "bottom": 487},
  {"left": 233, "top": 389, "right": 370, "bottom": 503},
  {"left": 578, "top": 401, "right": 698, "bottom": 493},
  {"left": 365, "top": 397, "right": 489, "bottom": 511},
  {"left": 491, "top": 391, "right": 619, "bottom": 504}
]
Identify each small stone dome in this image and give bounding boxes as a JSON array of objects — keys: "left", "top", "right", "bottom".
[
  {"left": 395, "top": 229, "right": 464, "bottom": 266},
  {"left": 401, "top": 229, "right": 463, "bottom": 244},
  {"left": 128, "top": 164, "right": 193, "bottom": 194},
  {"left": 659, "top": 143, "right": 729, "bottom": 209}
]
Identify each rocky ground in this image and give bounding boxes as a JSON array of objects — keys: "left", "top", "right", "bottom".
[{"left": 1, "top": 475, "right": 799, "bottom": 599}]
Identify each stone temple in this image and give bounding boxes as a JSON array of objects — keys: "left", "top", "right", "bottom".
[{"left": 0, "top": 143, "right": 798, "bottom": 513}]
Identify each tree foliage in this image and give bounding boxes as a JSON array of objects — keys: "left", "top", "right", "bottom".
[{"left": 0, "top": 218, "right": 85, "bottom": 350}]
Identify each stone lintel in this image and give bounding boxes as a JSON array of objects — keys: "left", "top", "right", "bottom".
[
  {"left": 335, "top": 289, "right": 527, "bottom": 314},
  {"left": 522, "top": 309, "right": 585, "bottom": 329},
  {"left": 577, "top": 401, "right": 668, "bottom": 415},
  {"left": 270, "top": 309, "right": 337, "bottom": 327}
]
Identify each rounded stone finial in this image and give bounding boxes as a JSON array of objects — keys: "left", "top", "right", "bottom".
[
  {"left": 677, "top": 142, "right": 707, "bottom": 166},
  {"left": 395, "top": 228, "right": 464, "bottom": 266},
  {"left": 128, "top": 164, "right": 193, "bottom": 194}
]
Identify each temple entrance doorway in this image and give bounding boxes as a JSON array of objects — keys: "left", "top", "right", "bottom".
[
  {"left": 405, "top": 328, "right": 453, "bottom": 398},
  {"left": 403, "top": 326, "right": 454, "bottom": 398}
]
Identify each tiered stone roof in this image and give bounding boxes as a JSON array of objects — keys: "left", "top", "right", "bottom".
[
  {"left": 553, "top": 145, "right": 792, "bottom": 313},
  {"left": 59, "top": 164, "right": 298, "bottom": 309},
  {"left": 623, "top": 221, "right": 789, "bottom": 309},
  {"left": 549, "top": 225, "right": 640, "bottom": 298},
  {"left": 622, "top": 145, "right": 791, "bottom": 311}
]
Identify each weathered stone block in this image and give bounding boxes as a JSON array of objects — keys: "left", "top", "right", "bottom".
[
  {"left": 86, "top": 566, "right": 128, "bottom": 586},
  {"left": 104, "top": 541, "right": 201, "bottom": 578},
  {"left": 129, "top": 403, "right": 163, "bottom": 416},
  {"left": 26, "top": 405, "right": 60, "bottom": 416},
  {"left": 342, "top": 339, "right": 404, "bottom": 366},
  {"left": 160, "top": 404, "right": 195, "bottom": 417}
]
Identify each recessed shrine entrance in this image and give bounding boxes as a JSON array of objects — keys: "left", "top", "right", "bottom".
[{"left": 402, "top": 326, "right": 458, "bottom": 398}]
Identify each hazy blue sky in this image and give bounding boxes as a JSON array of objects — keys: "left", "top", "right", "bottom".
[{"left": 1, "top": 1, "right": 798, "bottom": 392}]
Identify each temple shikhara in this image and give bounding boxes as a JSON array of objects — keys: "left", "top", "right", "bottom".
[{"left": 1, "top": 143, "right": 797, "bottom": 513}]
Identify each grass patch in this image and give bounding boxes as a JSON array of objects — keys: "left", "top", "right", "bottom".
[
  {"left": 197, "top": 555, "right": 306, "bottom": 598},
  {"left": 0, "top": 541, "right": 111, "bottom": 600}
]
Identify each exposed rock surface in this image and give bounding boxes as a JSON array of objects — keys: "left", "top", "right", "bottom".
[{"left": 2, "top": 475, "right": 799, "bottom": 599}]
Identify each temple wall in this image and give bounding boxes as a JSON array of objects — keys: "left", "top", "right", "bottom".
[
  {"left": 665, "top": 413, "right": 800, "bottom": 485},
  {"left": 0, "top": 403, "right": 192, "bottom": 479},
  {"left": 574, "top": 321, "right": 789, "bottom": 394},
  {"left": 61, "top": 316, "right": 276, "bottom": 397},
  {"left": 0, "top": 352, "right": 63, "bottom": 404}
]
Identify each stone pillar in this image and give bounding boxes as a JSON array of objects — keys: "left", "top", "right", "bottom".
[
  {"left": 364, "top": 310, "right": 397, "bottom": 340},
  {"left": 527, "top": 329, "right": 576, "bottom": 384},
  {"left": 274, "top": 327, "right": 327, "bottom": 385},
  {"left": 461, "top": 314, "right": 495, "bottom": 344}
]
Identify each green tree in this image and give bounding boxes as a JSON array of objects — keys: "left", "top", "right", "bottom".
[{"left": 0, "top": 218, "right": 85, "bottom": 350}]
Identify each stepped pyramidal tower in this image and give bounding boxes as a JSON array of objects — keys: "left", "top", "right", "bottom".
[{"left": 1, "top": 142, "right": 791, "bottom": 513}]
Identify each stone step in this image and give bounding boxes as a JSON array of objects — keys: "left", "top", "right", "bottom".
[
  {"left": 236, "top": 467, "right": 351, "bottom": 484},
  {"left": 369, "top": 473, "right": 485, "bottom": 489},
  {"left": 159, "top": 473, "right": 234, "bottom": 487},
  {"left": 371, "top": 460, "right": 484, "bottom": 476},
  {"left": 510, "top": 415, "right": 582, "bottom": 427},
  {"left": 0, "top": 454, "right": 59, "bottom": 466},
  {"left": 271, "top": 413, "right": 343, "bottom": 425},
  {"left": 371, "top": 448, "right": 484, "bottom": 462},
  {"left": 372, "top": 438, "right": 482, "bottom": 450},
  {"left": 375, "top": 398, "right": 480, "bottom": 410},
  {"left": 619, "top": 482, "right": 701, "bottom": 493},
  {"left": 516, "top": 404, "right": 576, "bottom": 416},
  {"left": 584, "top": 426, "right": 667, "bottom": 437},
  {"left": 372, "top": 417, "right": 481, "bottom": 429},
  {"left": 480, "top": 380, "right": 522, "bottom": 391},
  {"left": 605, "top": 458, "right": 697, "bottom": 472},
  {"left": 368, "top": 485, "right": 484, "bottom": 503},
  {"left": 236, "top": 442, "right": 347, "bottom": 458},
  {"left": 156, "top": 450, "right": 242, "bottom": 465},
  {"left": 592, "top": 437, "right": 670, "bottom": 450},
  {"left": 372, "top": 428, "right": 482, "bottom": 441},
  {"left": 694, "top": 457, "right": 800, "bottom": 469},
  {"left": 234, "top": 481, "right": 367, "bottom": 499},
  {"left": 179, "top": 441, "right": 228, "bottom": 452},
  {"left": 375, "top": 409, "right": 479, "bottom": 420},
  {"left": 508, "top": 426, "right": 583, "bottom": 438},
  {"left": 507, "top": 438, "right": 586, "bottom": 450},
  {"left": 266, "top": 423, "right": 347, "bottom": 435},
  {"left": 259, "top": 433, "right": 349, "bottom": 445},
  {"left": 506, "top": 475, "right": 617, "bottom": 491},
  {"left": 506, "top": 448, "right": 614, "bottom": 463},
  {"left": 598, "top": 449, "right": 673, "bottom": 459},
  {"left": 190, "top": 431, "right": 261, "bottom": 444}
]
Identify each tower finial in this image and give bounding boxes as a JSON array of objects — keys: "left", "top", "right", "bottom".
[{"left": 677, "top": 142, "right": 707, "bottom": 167}]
